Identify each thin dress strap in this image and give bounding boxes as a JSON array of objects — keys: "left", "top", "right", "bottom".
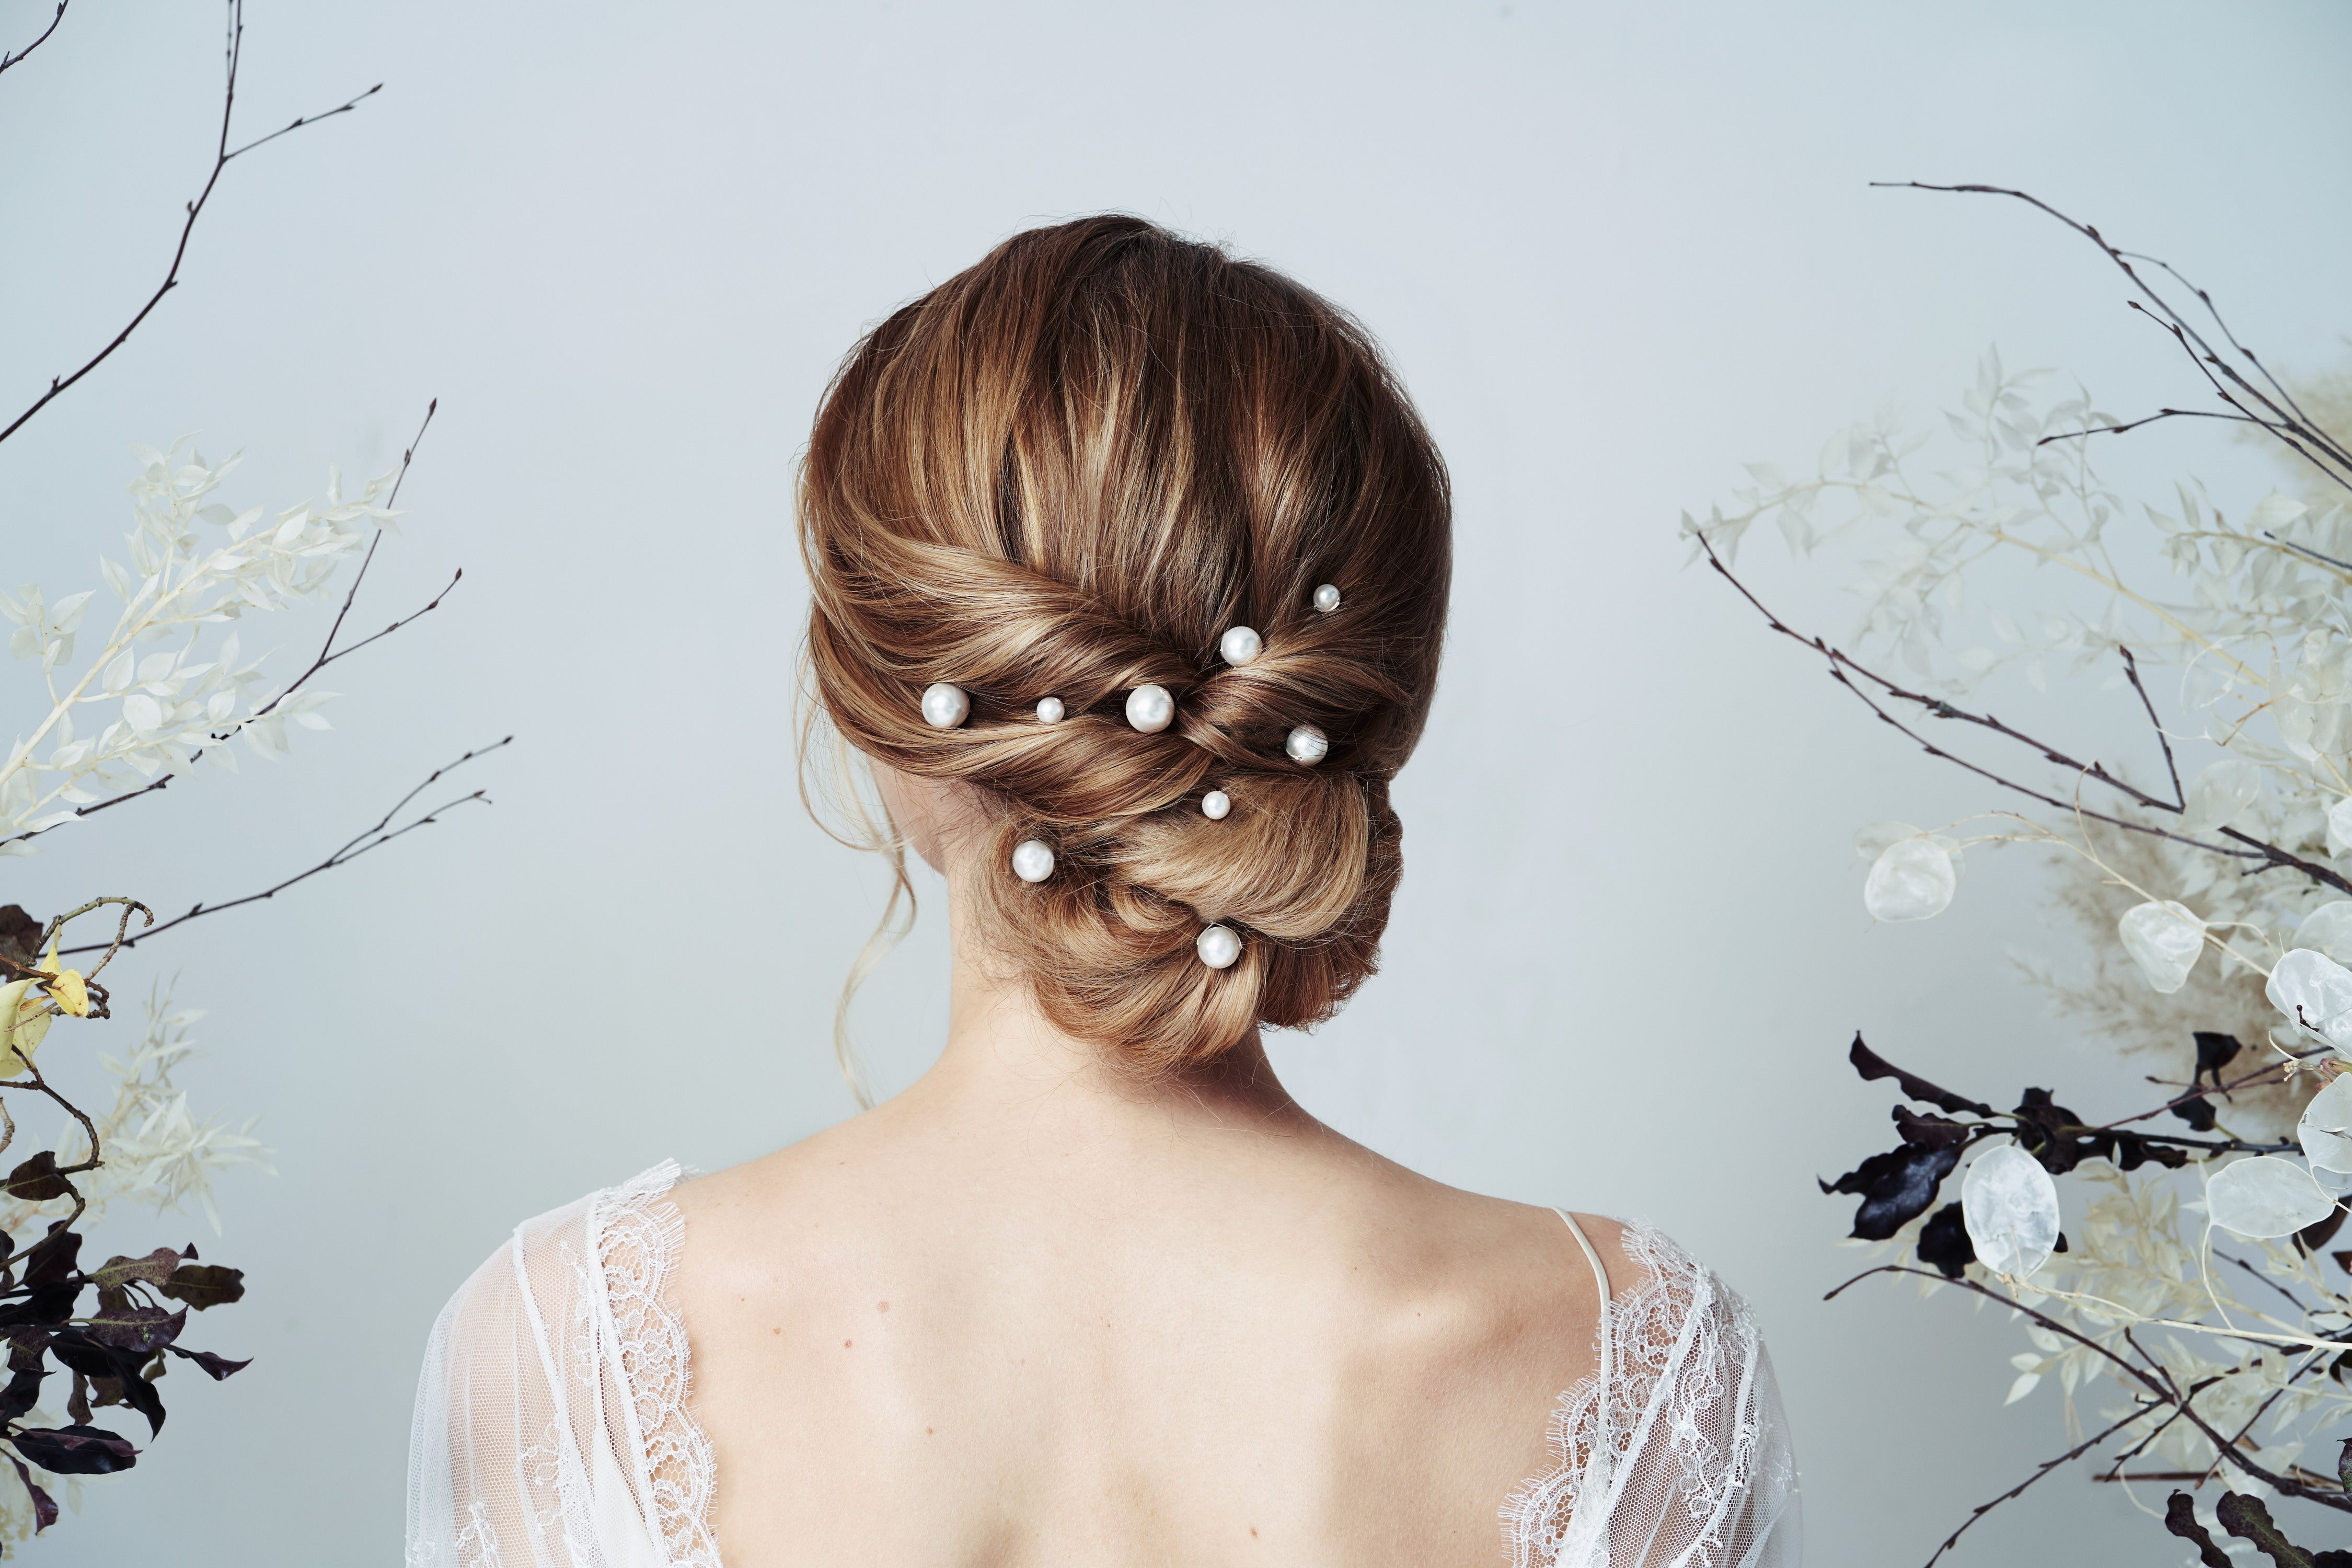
[
  {"left": 1550, "top": 1208, "right": 1618, "bottom": 1555},
  {"left": 1552, "top": 1209, "right": 1612, "bottom": 1380}
]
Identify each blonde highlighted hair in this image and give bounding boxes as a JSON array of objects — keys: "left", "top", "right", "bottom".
[{"left": 800, "top": 215, "right": 1450, "bottom": 1077}]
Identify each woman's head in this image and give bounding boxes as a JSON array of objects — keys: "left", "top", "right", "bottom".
[{"left": 801, "top": 215, "right": 1450, "bottom": 1075}]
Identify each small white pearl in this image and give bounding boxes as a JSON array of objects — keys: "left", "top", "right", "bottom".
[
  {"left": 1202, "top": 789, "right": 1231, "bottom": 820},
  {"left": 1312, "top": 584, "right": 1342, "bottom": 614},
  {"left": 920, "top": 683, "right": 970, "bottom": 729},
  {"left": 1285, "top": 724, "right": 1329, "bottom": 765},
  {"left": 1035, "top": 697, "right": 1065, "bottom": 724},
  {"left": 1196, "top": 924, "right": 1241, "bottom": 970},
  {"left": 1125, "top": 684, "right": 1174, "bottom": 734},
  {"left": 1010, "top": 839, "right": 1055, "bottom": 883},
  {"left": 1218, "top": 626, "right": 1262, "bottom": 666}
]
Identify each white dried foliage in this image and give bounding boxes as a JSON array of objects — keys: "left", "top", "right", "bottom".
[
  {"left": 0, "top": 985, "right": 271, "bottom": 1242},
  {"left": 2268, "top": 949, "right": 2352, "bottom": 1057},
  {"left": 2116, "top": 900, "right": 2207, "bottom": 995},
  {"left": 1865, "top": 835, "right": 1962, "bottom": 923},
  {"left": 2204, "top": 1155, "right": 2335, "bottom": 1240},
  {"left": 1961, "top": 1143, "right": 2060, "bottom": 1277},
  {"left": 1702, "top": 361, "right": 2352, "bottom": 1494},
  {"left": 0, "top": 441, "right": 397, "bottom": 853},
  {"left": 2299, "top": 1075, "right": 2352, "bottom": 1174}
]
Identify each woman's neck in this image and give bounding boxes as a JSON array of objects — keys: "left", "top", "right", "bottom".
[{"left": 881, "top": 869, "right": 1319, "bottom": 1149}]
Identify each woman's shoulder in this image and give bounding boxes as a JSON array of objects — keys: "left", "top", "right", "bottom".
[
  {"left": 431, "top": 1158, "right": 691, "bottom": 1327},
  {"left": 1501, "top": 1213, "right": 1801, "bottom": 1566},
  {"left": 1545, "top": 1211, "right": 1778, "bottom": 1388}
]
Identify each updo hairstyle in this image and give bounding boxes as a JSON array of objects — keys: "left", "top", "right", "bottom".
[{"left": 800, "top": 215, "right": 1451, "bottom": 1076}]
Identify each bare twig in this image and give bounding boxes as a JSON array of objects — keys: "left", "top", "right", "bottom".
[
  {"left": 57, "top": 739, "right": 511, "bottom": 956},
  {"left": 1828, "top": 1265, "right": 2352, "bottom": 1512},
  {"left": 1873, "top": 183, "right": 2352, "bottom": 491},
  {"left": 1692, "top": 532, "right": 2352, "bottom": 894},
  {"left": 2215, "top": 1251, "right": 2315, "bottom": 1317},
  {"left": 0, "top": 1, "right": 66, "bottom": 76},
  {"left": 258, "top": 566, "right": 458, "bottom": 720},
  {"left": 257, "top": 399, "right": 443, "bottom": 726},
  {"left": 0, "top": 0, "right": 381, "bottom": 446},
  {"left": 1921, "top": 1405, "right": 2151, "bottom": 1568},
  {"left": 82, "top": 899, "right": 155, "bottom": 981},
  {"left": 2116, "top": 246, "right": 2344, "bottom": 460},
  {"left": 2264, "top": 532, "right": 2352, "bottom": 574},
  {"left": 1828, "top": 1265, "right": 2163, "bottom": 1392},
  {"left": 0, "top": 1054, "right": 104, "bottom": 1192},
  {"left": 2037, "top": 407, "right": 2290, "bottom": 447},
  {"left": 2102, "top": 1053, "right": 2322, "bottom": 1133},
  {"left": 2117, "top": 647, "right": 2184, "bottom": 811}
]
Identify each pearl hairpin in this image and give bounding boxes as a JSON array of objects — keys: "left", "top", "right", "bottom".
[
  {"left": 1218, "top": 626, "right": 1262, "bottom": 665},
  {"left": 1201, "top": 789, "right": 1231, "bottom": 820},
  {"left": 1035, "top": 697, "right": 1065, "bottom": 723},
  {"left": 1125, "top": 684, "right": 1174, "bottom": 734},
  {"left": 921, "top": 683, "right": 970, "bottom": 729},
  {"left": 1011, "top": 839, "right": 1055, "bottom": 883},
  {"left": 1312, "top": 584, "right": 1342, "bottom": 614},
  {"left": 1285, "top": 724, "right": 1328, "bottom": 765},
  {"left": 1196, "top": 924, "right": 1241, "bottom": 970}
]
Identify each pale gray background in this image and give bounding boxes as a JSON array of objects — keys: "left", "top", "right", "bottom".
[{"left": 1, "top": 0, "right": 2348, "bottom": 1560}]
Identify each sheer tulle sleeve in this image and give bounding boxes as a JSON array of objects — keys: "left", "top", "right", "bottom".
[
  {"left": 405, "top": 1162, "right": 717, "bottom": 1568},
  {"left": 1502, "top": 1223, "right": 1802, "bottom": 1568}
]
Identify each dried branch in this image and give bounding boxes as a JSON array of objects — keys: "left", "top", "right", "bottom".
[
  {"left": 1828, "top": 1264, "right": 2162, "bottom": 1390},
  {"left": 0, "top": 1053, "right": 105, "bottom": 1193},
  {"left": 57, "top": 739, "right": 511, "bottom": 957},
  {"left": 2037, "top": 408, "right": 2289, "bottom": 447},
  {"left": 1921, "top": 1405, "right": 2151, "bottom": 1568},
  {"left": 0, "top": 0, "right": 380, "bottom": 446},
  {"left": 1873, "top": 183, "right": 2352, "bottom": 492},
  {"left": 2214, "top": 1250, "right": 2316, "bottom": 1318},
  {"left": 2102, "top": 1051, "right": 2322, "bottom": 1133},
  {"left": 1693, "top": 531, "right": 2352, "bottom": 894},
  {"left": 259, "top": 399, "right": 444, "bottom": 728},
  {"left": 1830, "top": 1265, "right": 2352, "bottom": 1514},
  {"left": 2117, "top": 647, "right": 2184, "bottom": 812},
  {"left": 0, "top": 1, "right": 66, "bottom": 76}
]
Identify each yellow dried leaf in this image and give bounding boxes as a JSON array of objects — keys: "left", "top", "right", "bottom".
[
  {"left": 46, "top": 968, "right": 87, "bottom": 1018},
  {"left": 0, "top": 978, "right": 49, "bottom": 1079}
]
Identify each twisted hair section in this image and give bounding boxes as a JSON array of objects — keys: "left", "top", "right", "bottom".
[{"left": 800, "top": 215, "right": 1450, "bottom": 1070}]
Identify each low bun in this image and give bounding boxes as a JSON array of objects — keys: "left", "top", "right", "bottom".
[{"left": 801, "top": 216, "right": 1448, "bottom": 1073}]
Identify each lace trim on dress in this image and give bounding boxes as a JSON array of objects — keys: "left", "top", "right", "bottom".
[
  {"left": 592, "top": 1161, "right": 721, "bottom": 1567},
  {"left": 1498, "top": 1223, "right": 1788, "bottom": 1568}
]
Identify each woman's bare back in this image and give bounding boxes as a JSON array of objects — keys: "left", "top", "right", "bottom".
[{"left": 670, "top": 1084, "right": 1610, "bottom": 1568}]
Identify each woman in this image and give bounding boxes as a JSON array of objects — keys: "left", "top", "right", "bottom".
[{"left": 406, "top": 217, "right": 1800, "bottom": 1568}]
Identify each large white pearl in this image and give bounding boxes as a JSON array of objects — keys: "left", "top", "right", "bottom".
[
  {"left": 1125, "top": 684, "right": 1174, "bottom": 734},
  {"left": 1312, "top": 584, "right": 1342, "bottom": 614},
  {"left": 1285, "top": 724, "right": 1328, "bottom": 765},
  {"left": 1201, "top": 789, "right": 1231, "bottom": 820},
  {"left": 921, "top": 683, "right": 970, "bottom": 729},
  {"left": 1196, "top": 924, "right": 1241, "bottom": 970},
  {"left": 1010, "top": 839, "right": 1055, "bottom": 883},
  {"left": 1035, "top": 696, "right": 1065, "bottom": 724},
  {"left": 1218, "top": 626, "right": 1262, "bottom": 665}
]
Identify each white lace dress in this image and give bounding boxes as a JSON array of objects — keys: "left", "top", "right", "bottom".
[{"left": 406, "top": 1162, "right": 1801, "bottom": 1568}]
